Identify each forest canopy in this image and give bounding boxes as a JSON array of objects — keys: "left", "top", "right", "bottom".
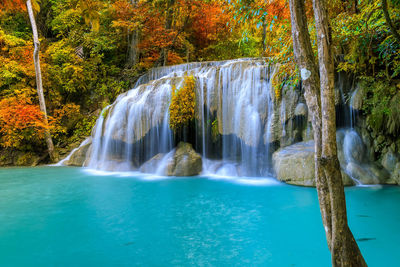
[{"left": 0, "top": 0, "right": 399, "bottom": 162}]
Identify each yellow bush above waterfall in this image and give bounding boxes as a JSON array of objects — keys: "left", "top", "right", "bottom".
[{"left": 169, "top": 76, "right": 197, "bottom": 131}]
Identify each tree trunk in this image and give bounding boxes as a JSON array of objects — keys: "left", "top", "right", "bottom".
[
  {"left": 127, "top": 28, "right": 139, "bottom": 67},
  {"left": 289, "top": 0, "right": 367, "bottom": 265},
  {"left": 127, "top": 0, "right": 139, "bottom": 67},
  {"left": 351, "top": 0, "right": 358, "bottom": 14},
  {"left": 288, "top": 0, "right": 332, "bottom": 246},
  {"left": 186, "top": 45, "right": 190, "bottom": 63},
  {"left": 262, "top": 17, "right": 267, "bottom": 57},
  {"left": 382, "top": 0, "right": 400, "bottom": 45},
  {"left": 157, "top": 0, "right": 175, "bottom": 67},
  {"left": 313, "top": 0, "right": 366, "bottom": 265},
  {"left": 26, "top": 0, "right": 56, "bottom": 162}
]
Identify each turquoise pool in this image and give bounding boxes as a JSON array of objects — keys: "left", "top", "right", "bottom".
[{"left": 0, "top": 167, "right": 399, "bottom": 266}]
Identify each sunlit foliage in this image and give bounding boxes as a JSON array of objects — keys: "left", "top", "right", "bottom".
[
  {"left": 0, "top": 94, "right": 48, "bottom": 148},
  {"left": 169, "top": 76, "right": 196, "bottom": 131}
]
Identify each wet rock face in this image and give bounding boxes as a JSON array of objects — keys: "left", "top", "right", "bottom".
[
  {"left": 294, "top": 103, "right": 307, "bottom": 117},
  {"left": 338, "top": 129, "right": 393, "bottom": 184},
  {"left": 139, "top": 153, "right": 165, "bottom": 173},
  {"left": 392, "top": 163, "right": 400, "bottom": 185},
  {"left": 345, "top": 163, "right": 381, "bottom": 184},
  {"left": 272, "top": 138, "right": 393, "bottom": 187},
  {"left": 350, "top": 85, "right": 364, "bottom": 111},
  {"left": 65, "top": 141, "right": 92, "bottom": 166},
  {"left": 343, "top": 130, "right": 365, "bottom": 163},
  {"left": 274, "top": 86, "right": 303, "bottom": 148},
  {"left": 273, "top": 128, "right": 395, "bottom": 186},
  {"left": 0, "top": 151, "right": 42, "bottom": 167},
  {"left": 381, "top": 150, "right": 399, "bottom": 173}
]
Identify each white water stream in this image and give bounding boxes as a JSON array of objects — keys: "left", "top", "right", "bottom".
[{"left": 86, "top": 59, "right": 278, "bottom": 176}]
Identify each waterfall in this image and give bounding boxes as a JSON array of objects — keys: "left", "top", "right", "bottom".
[
  {"left": 85, "top": 58, "right": 282, "bottom": 176},
  {"left": 333, "top": 73, "right": 388, "bottom": 185},
  {"left": 53, "top": 138, "right": 91, "bottom": 166},
  {"left": 57, "top": 59, "right": 390, "bottom": 185},
  {"left": 349, "top": 86, "right": 361, "bottom": 129}
]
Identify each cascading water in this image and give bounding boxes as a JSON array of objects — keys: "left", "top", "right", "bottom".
[
  {"left": 85, "top": 58, "right": 282, "bottom": 176},
  {"left": 349, "top": 86, "right": 362, "bottom": 129},
  {"left": 280, "top": 98, "right": 286, "bottom": 140},
  {"left": 334, "top": 73, "right": 389, "bottom": 185},
  {"left": 60, "top": 59, "right": 390, "bottom": 185}
]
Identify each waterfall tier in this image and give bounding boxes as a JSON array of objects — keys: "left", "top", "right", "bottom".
[{"left": 83, "top": 58, "right": 305, "bottom": 176}]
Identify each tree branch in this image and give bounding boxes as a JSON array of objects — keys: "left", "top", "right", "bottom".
[{"left": 382, "top": 0, "right": 400, "bottom": 44}]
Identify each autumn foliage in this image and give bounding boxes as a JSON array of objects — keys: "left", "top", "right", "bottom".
[
  {"left": 0, "top": 95, "right": 48, "bottom": 148},
  {"left": 169, "top": 76, "right": 196, "bottom": 131},
  {"left": 0, "top": 0, "right": 27, "bottom": 12},
  {"left": 111, "top": 0, "right": 236, "bottom": 67}
]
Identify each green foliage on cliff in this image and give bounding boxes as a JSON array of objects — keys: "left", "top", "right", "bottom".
[{"left": 363, "top": 81, "right": 400, "bottom": 136}]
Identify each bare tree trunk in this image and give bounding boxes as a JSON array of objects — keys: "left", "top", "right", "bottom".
[
  {"left": 313, "top": 0, "right": 366, "bottom": 265},
  {"left": 351, "top": 0, "right": 358, "bottom": 14},
  {"left": 26, "top": 0, "right": 56, "bottom": 162},
  {"left": 157, "top": 0, "right": 175, "bottom": 67},
  {"left": 262, "top": 17, "right": 267, "bottom": 57},
  {"left": 289, "top": 0, "right": 367, "bottom": 265},
  {"left": 382, "top": 0, "right": 400, "bottom": 44},
  {"left": 127, "top": 29, "right": 139, "bottom": 67},
  {"left": 186, "top": 45, "right": 190, "bottom": 63},
  {"left": 127, "top": 0, "right": 139, "bottom": 67}
]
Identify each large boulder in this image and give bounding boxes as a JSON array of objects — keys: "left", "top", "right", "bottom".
[
  {"left": 166, "top": 142, "right": 202, "bottom": 176},
  {"left": 272, "top": 141, "right": 317, "bottom": 186},
  {"left": 272, "top": 141, "right": 355, "bottom": 186},
  {"left": 140, "top": 142, "right": 202, "bottom": 176}
]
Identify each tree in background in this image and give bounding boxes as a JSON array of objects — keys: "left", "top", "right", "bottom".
[
  {"left": 2, "top": 0, "right": 59, "bottom": 161},
  {"left": 126, "top": 0, "right": 139, "bottom": 67},
  {"left": 26, "top": 0, "right": 56, "bottom": 161},
  {"left": 224, "top": 0, "right": 289, "bottom": 56}
]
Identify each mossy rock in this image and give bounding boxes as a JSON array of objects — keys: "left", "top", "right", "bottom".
[{"left": 15, "top": 152, "right": 41, "bottom": 166}]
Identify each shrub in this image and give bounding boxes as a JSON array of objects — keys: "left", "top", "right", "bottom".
[
  {"left": 169, "top": 75, "right": 196, "bottom": 131},
  {"left": 0, "top": 94, "right": 48, "bottom": 148}
]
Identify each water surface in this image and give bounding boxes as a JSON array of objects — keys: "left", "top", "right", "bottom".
[{"left": 0, "top": 167, "right": 399, "bottom": 266}]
